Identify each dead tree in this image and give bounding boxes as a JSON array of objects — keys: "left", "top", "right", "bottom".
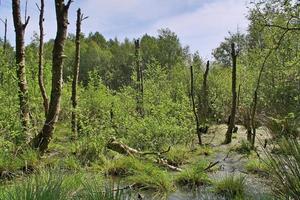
[
  {"left": 71, "top": 8, "right": 87, "bottom": 135},
  {"left": 190, "top": 65, "right": 202, "bottom": 145},
  {"left": 32, "top": 0, "right": 73, "bottom": 153},
  {"left": 12, "top": 0, "right": 30, "bottom": 134},
  {"left": 197, "top": 61, "right": 210, "bottom": 133},
  {"left": 0, "top": 18, "right": 7, "bottom": 53},
  {"left": 224, "top": 43, "right": 238, "bottom": 144},
  {"left": 36, "top": 0, "right": 49, "bottom": 117},
  {"left": 135, "top": 39, "right": 144, "bottom": 117}
]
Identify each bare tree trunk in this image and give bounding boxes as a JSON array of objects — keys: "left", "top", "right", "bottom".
[
  {"left": 0, "top": 18, "right": 7, "bottom": 53},
  {"left": 36, "top": 0, "right": 49, "bottom": 117},
  {"left": 190, "top": 65, "right": 202, "bottom": 145},
  {"left": 32, "top": 0, "right": 72, "bottom": 153},
  {"left": 71, "top": 8, "right": 85, "bottom": 135},
  {"left": 135, "top": 39, "right": 144, "bottom": 117},
  {"left": 200, "top": 61, "right": 210, "bottom": 124},
  {"left": 12, "top": 0, "right": 30, "bottom": 135},
  {"left": 224, "top": 43, "right": 237, "bottom": 144}
]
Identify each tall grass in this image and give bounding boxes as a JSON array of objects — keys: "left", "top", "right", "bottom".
[
  {"left": 213, "top": 175, "right": 246, "bottom": 199},
  {"left": 0, "top": 171, "right": 131, "bottom": 200},
  {"left": 266, "top": 138, "right": 300, "bottom": 199}
]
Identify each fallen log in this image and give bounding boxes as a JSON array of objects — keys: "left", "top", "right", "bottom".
[{"left": 106, "top": 138, "right": 182, "bottom": 172}]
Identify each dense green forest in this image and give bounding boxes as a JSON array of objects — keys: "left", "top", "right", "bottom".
[{"left": 0, "top": 0, "right": 299, "bottom": 199}]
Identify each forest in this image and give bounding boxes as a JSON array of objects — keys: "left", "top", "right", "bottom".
[{"left": 0, "top": 0, "right": 299, "bottom": 199}]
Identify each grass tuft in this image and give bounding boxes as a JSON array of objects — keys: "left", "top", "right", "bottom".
[
  {"left": 175, "top": 161, "right": 211, "bottom": 188},
  {"left": 214, "top": 175, "right": 246, "bottom": 199}
]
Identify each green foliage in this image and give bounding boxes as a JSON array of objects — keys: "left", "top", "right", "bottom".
[
  {"left": 126, "top": 166, "right": 174, "bottom": 194},
  {"left": 175, "top": 161, "right": 211, "bottom": 188},
  {"left": 75, "top": 180, "right": 130, "bottom": 200},
  {"left": 103, "top": 156, "right": 145, "bottom": 177},
  {"left": 164, "top": 145, "right": 189, "bottom": 167},
  {"left": 234, "top": 140, "right": 252, "bottom": 155},
  {"left": 0, "top": 172, "right": 66, "bottom": 200},
  {"left": 214, "top": 175, "right": 246, "bottom": 199},
  {"left": 245, "top": 158, "right": 268, "bottom": 176},
  {"left": 266, "top": 138, "right": 300, "bottom": 199}
]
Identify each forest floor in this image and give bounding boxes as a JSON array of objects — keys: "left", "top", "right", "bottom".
[
  {"left": 162, "top": 124, "right": 274, "bottom": 200},
  {"left": 0, "top": 124, "right": 275, "bottom": 200}
]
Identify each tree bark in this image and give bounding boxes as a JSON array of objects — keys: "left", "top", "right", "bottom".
[
  {"left": 12, "top": 0, "right": 30, "bottom": 135},
  {"left": 190, "top": 65, "right": 202, "bottom": 145},
  {"left": 71, "top": 8, "right": 83, "bottom": 135},
  {"left": 199, "top": 61, "right": 210, "bottom": 125},
  {"left": 32, "top": 0, "right": 72, "bottom": 153},
  {"left": 224, "top": 43, "right": 237, "bottom": 144},
  {"left": 135, "top": 39, "right": 144, "bottom": 117},
  {"left": 37, "top": 0, "right": 49, "bottom": 117}
]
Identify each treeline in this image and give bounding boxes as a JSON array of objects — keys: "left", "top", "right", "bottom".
[{"left": 0, "top": 0, "right": 299, "bottom": 152}]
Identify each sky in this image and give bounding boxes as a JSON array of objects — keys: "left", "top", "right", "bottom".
[{"left": 0, "top": 0, "right": 250, "bottom": 59}]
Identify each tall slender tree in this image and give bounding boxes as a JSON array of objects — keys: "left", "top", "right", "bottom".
[
  {"left": 135, "top": 39, "right": 144, "bottom": 117},
  {"left": 198, "top": 61, "right": 210, "bottom": 126},
  {"left": 190, "top": 65, "right": 202, "bottom": 145},
  {"left": 32, "top": 0, "right": 73, "bottom": 153},
  {"left": 36, "top": 0, "right": 49, "bottom": 117},
  {"left": 12, "top": 0, "right": 30, "bottom": 135},
  {"left": 224, "top": 43, "right": 238, "bottom": 144},
  {"left": 71, "top": 8, "right": 87, "bottom": 135}
]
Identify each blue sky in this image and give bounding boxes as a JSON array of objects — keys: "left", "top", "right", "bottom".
[{"left": 0, "top": 0, "right": 249, "bottom": 58}]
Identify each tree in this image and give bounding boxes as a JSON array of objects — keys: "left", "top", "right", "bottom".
[
  {"left": 190, "top": 65, "right": 202, "bottom": 145},
  {"left": 36, "top": 0, "right": 49, "bottom": 117},
  {"left": 198, "top": 61, "right": 210, "bottom": 127},
  {"left": 135, "top": 39, "right": 144, "bottom": 117},
  {"left": 71, "top": 8, "right": 87, "bottom": 135},
  {"left": 32, "top": 0, "right": 72, "bottom": 153},
  {"left": 12, "top": 0, "right": 30, "bottom": 135},
  {"left": 212, "top": 32, "right": 247, "bottom": 67},
  {"left": 224, "top": 43, "right": 238, "bottom": 144}
]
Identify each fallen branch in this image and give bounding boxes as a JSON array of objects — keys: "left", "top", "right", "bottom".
[
  {"left": 204, "top": 161, "right": 220, "bottom": 171},
  {"left": 106, "top": 138, "right": 182, "bottom": 172}
]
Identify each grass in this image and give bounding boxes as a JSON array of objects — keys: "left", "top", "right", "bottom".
[
  {"left": 0, "top": 171, "right": 130, "bottom": 200},
  {"left": 198, "top": 145, "right": 213, "bottom": 156},
  {"left": 175, "top": 160, "right": 211, "bottom": 188},
  {"left": 127, "top": 168, "right": 174, "bottom": 194},
  {"left": 0, "top": 171, "right": 67, "bottom": 200},
  {"left": 234, "top": 140, "right": 252, "bottom": 155},
  {"left": 245, "top": 159, "right": 269, "bottom": 176},
  {"left": 214, "top": 175, "right": 246, "bottom": 199},
  {"left": 103, "top": 156, "right": 145, "bottom": 176},
  {"left": 164, "top": 145, "right": 189, "bottom": 166},
  {"left": 103, "top": 156, "right": 174, "bottom": 194},
  {"left": 265, "top": 138, "right": 300, "bottom": 199}
]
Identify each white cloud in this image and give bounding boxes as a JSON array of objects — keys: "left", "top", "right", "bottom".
[
  {"left": 144, "top": 0, "right": 249, "bottom": 58},
  {"left": 0, "top": 0, "right": 250, "bottom": 58}
]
